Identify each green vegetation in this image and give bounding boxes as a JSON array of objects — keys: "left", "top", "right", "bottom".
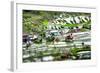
[
  {"left": 23, "top": 10, "right": 91, "bottom": 62},
  {"left": 23, "top": 10, "right": 91, "bottom": 35},
  {"left": 70, "top": 45, "right": 91, "bottom": 57}
]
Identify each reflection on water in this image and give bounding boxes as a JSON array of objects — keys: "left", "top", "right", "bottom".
[{"left": 23, "top": 31, "right": 91, "bottom": 62}]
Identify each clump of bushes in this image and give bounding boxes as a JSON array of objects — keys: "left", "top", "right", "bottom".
[{"left": 70, "top": 45, "right": 91, "bottom": 59}]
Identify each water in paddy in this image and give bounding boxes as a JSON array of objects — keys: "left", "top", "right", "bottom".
[{"left": 23, "top": 31, "right": 91, "bottom": 62}]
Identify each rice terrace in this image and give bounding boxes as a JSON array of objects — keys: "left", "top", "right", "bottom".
[{"left": 22, "top": 10, "right": 91, "bottom": 63}]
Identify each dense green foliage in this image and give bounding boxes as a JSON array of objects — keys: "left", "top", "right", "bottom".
[{"left": 23, "top": 10, "right": 91, "bottom": 35}]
